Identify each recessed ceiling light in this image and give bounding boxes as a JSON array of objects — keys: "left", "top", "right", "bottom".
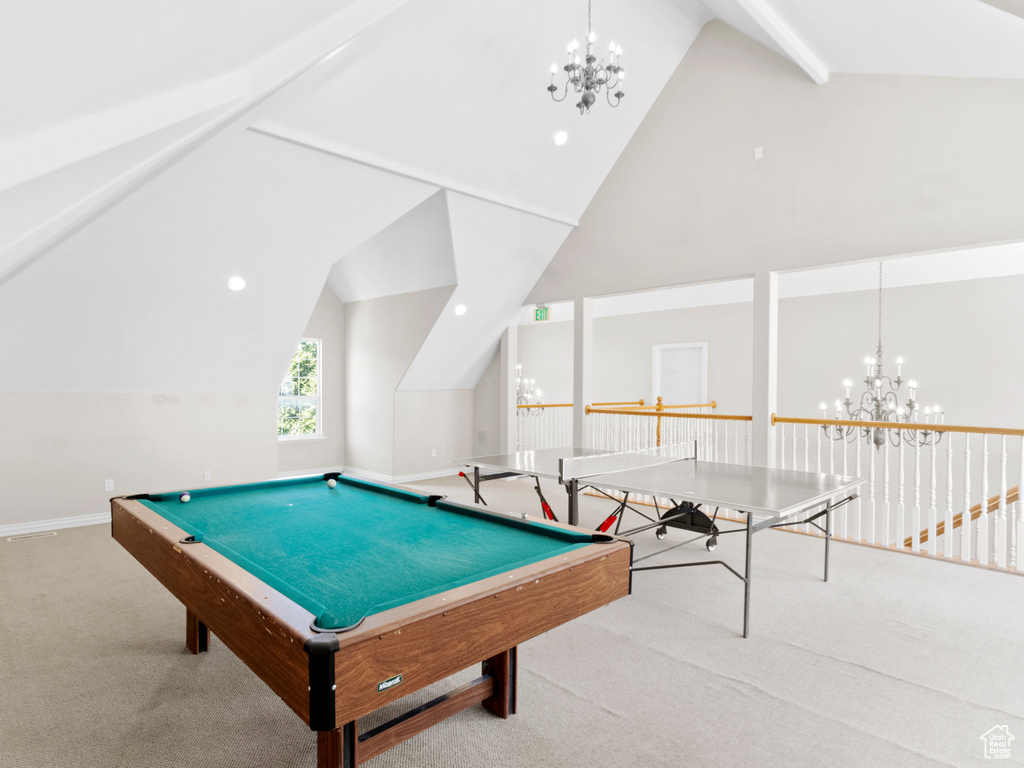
[
  {"left": 454, "top": 304, "right": 467, "bottom": 316},
  {"left": 554, "top": 131, "right": 568, "bottom": 146},
  {"left": 228, "top": 276, "right": 246, "bottom": 291}
]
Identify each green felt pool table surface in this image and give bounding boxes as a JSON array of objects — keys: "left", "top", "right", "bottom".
[{"left": 138, "top": 475, "right": 595, "bottom": 630}]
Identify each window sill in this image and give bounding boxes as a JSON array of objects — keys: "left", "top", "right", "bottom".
[{"left": 278, "top": 435, "right": 327, "bottom": 443}]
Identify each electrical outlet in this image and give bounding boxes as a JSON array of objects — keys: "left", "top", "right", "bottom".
[
  {"left": 754, "top": 146, "right": 763, "bottom": 160},
  {"left": 431, "top": 448, "right": 437, "bottom": 457},
  {"left": 105, "top": 479, "right": 114, "bottom": 491},
  {"left": 204, "top": 469, "right": 212, "bottom": 482}
]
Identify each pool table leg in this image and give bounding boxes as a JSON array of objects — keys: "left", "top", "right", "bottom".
[
  {"left": 317, "top": 723, "right": 357, "bottom": 768},
  {"left": 185, "top": 608, "right": 209, "bottom": 654},
  {"left": 481, "top": 647, "right": 517, "bottom": 718}
]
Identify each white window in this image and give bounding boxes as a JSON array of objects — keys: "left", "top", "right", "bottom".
[
  {"left": 652, "top": 342, "right": 707, "bottom": 404},
  {"left": 278, "top": 338, "right": 322, "bottom": 439}
]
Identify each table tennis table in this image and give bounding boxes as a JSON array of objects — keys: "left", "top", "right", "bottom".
[{"left": 456, "top": 447, "right": 863, "bottom": 637}]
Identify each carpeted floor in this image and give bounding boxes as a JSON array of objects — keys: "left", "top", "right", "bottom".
[{"left": 2, "top": 473, "right": 1021, "bottom": 767}]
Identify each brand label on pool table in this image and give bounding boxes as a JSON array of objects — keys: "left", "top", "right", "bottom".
[{"left": 378, "top": 674, "right": 403, "bottom": 693}]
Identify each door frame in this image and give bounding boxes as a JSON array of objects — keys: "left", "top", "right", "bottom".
[{"left": 651, "top": 342, "right": 707, "bottom": 405}]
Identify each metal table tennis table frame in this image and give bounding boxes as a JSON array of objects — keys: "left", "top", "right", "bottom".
[{"left": 457, "top": 449, "right": 862, "bottom": 638}]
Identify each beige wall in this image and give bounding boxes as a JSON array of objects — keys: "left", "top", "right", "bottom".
[
  {"left": 472, "top": 350, "right": 501, "bottom": 457},
  {"left": 528, "top": 20, "right": 1024, "bottom": 304},
  {"left": 393, "top": 390, "right": 474, "bottom": 480},
  {"left": 0, "top": 393, "right": 277, "bottom": 530},
  {"left": 512, "top": 273, "right": 1024, "bottom": 432},
  {"left": 277, "top": 285, "right": 345, "bottom": 475},
  {"left": 343, "top": 285, "right": 454, "bottom": 477}
]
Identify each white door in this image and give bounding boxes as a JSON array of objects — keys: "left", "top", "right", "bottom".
[{"left": 652, "top": 343, "right": 706, "bottom": 404}]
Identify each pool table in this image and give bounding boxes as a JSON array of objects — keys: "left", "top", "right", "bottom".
[{"left": 111, "top": 473, "right": 632, "bottom": 768}]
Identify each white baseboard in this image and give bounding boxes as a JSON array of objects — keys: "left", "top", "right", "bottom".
[
  {"left": 393, "top": 468, "right": 463, "bottom": 484},
  {"left": 341, "top": 466, "right": 394, "bottom": 484},
  {"left": 340, "top": 466, "right": 461, "bottom": 485},
  {"left": 1, "top": 512, "right": 111, "bottom": 538}
]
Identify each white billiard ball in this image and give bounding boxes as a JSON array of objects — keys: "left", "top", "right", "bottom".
[{"left": 327, "top": 478, "right": 337, "bottom": 488}]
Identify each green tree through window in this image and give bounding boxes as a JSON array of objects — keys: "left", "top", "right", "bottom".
[{"left": 278, "top": 339, "right": 321, "bottom": 437}]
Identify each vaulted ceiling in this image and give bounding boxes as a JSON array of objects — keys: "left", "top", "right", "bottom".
[{"left": 1, "top": 0, "right": 1023, "bottom": 394}]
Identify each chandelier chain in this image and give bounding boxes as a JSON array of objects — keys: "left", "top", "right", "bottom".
[{"left": 877, "top": 261, "right": 883, "bottom": 355}]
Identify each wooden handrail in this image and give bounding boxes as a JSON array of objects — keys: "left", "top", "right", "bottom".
[
  {"left": 586, "top": 406, "right": 751, "bottom": 421},
  {"left": 903, "top": 486, "right": 1020, "bottom": 549},
  {"left": 631, "top": 401, "right": 718, "bottom": 411},
  {"left": 516, "top": 402, "right": 572, "bottom": 409},
  {"left": 772, "top": 414, "right": 1024, "bottom": 438},
  {"left": 591, "top": 400, "right": 644, "bottom": 407}
]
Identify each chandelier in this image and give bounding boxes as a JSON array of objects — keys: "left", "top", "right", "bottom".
[
  {"left": 516, "top": 364, "right": 544, "bottom": 415},
  {"left": 821, "top": 262, "right": 944, "bottom": 450},
  {"left": 547, "top": 0, "right": 625, "bottom": 115}
]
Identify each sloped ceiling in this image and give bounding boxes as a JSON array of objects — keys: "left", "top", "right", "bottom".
[
  {"left": 3, "top": 0, "right": 1024, "bottom": 395},
  {"left": 979, "top": 0, "right": 1024, "bottom": 20},
  {"left": 327, "top": 191, "right": 457, "bottom": 304}
]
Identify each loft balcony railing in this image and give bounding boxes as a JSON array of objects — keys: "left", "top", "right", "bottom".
[
  {"left": 772, "top": 415, "right": 1024, "bottom": 573},
  {"left": 513, "top": 397, "right": 1021, "bottom": 575}
]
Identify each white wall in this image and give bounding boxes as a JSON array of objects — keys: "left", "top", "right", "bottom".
[{"left": 277, "top": 284, "right": 345, "bottom": 475}]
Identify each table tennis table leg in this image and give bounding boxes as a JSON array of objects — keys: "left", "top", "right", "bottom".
[
  {"left": 473, "top": 467, "right": 481, "bottom": 504},
  {"left": 824, "top": 506, "right": 832, "bottom": 582},
  {"left": 743, "top": 511, "right": 753, "bottom": 639},
  {"left": 567, "top": 479, "right": 579, "bottom": 527}
]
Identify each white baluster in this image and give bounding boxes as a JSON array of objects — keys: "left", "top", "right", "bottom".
[
  {"left": 840, "top": 436, "right": 849, "bottom": 540},
  {"left": 961, "top": 436, "right": 972, "bottom": 562},
  {"left": 802, "top": 424, "right": 808, "bottom": 471},
  {"left": 928, "top": 440, "right": 938, "bottom": 557},
  {"left": 944, "top": 435, "right": 954, "bottom": 560},
  {"left": 995, "top": 435, "right": 1007, "bottom": 568},
  {"left": 791, "top": 424, "right": 797, "bottom": 471},
  {"left": 1013, "top": 436, "right": 1023, "bottom": 570},
  {"left": 978, "top": 435, "right": 989, "bottom": 566},
  {"left": 779, "top": 425, "right": 787, "bottom": 470},
  {"left": 867, "top": 445, "right": 876, "bottom": 545},
  {"left": 855, "top": 439, "right": 863, "bottom": 543},
  {"left": 896, "top": 439, "right": 905, "bottom": 552},
  {"left": 881, "top": 439, "right": 891, "bottom": 547},
  {"left": 911, "top": 439, "right": 921, "bottom": 552}
]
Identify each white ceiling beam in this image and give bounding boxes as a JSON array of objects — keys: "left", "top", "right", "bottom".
[
  {"left": 249, "top": 121, "right": 579, "bottom": 228},
  {"left": 0, "top": 0, "right": 414, "bottom": 287},
  {"left": 734, "top": 0, "right": 829, "bottom": 84},
  {"left": 0, "top": 74, "right": 246, "bottom": 195}
]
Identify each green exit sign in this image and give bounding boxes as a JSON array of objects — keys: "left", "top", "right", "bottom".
[{"left": 534, "top": 306, "right": 549, "bottom": 322}]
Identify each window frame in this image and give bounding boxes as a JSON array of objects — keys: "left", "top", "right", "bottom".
[{"left": 277, "top": 337, "right": 323, "bottom": 441}]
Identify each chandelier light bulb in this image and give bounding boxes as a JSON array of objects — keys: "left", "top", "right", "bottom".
[
  {"left": 551, "top": 63, "right": 558, "bottom": 74},
  {"left": 820, "top": 402, "right": 827, "bottom": 411}
]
